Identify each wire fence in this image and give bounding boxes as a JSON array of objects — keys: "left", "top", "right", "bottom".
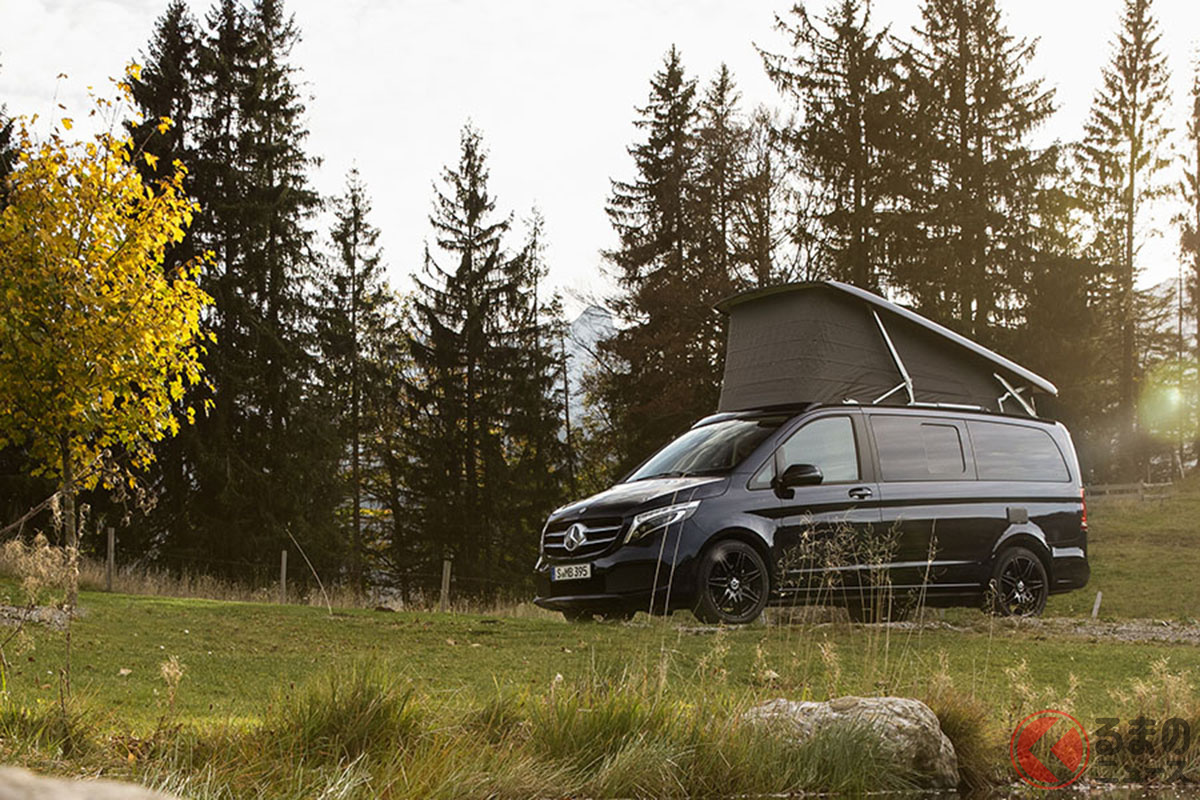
[{"left": 59, "top": 536, "right": 540, "bottom": 613}]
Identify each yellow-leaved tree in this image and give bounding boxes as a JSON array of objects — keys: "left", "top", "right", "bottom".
[{"left": 0, "top": 67, "right": 212, "bottom": 585}]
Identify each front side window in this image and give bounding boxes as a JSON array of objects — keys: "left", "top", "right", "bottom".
[
  {"left": 751, "top": 416, "right": 859, "bottom": 488},
  {"left": 626, "top": 417, "right": 786, "bottom": 482}
]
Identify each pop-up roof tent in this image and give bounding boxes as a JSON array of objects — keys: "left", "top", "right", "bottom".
[{"left": 715, "top": 281, "right": 1057, "bottom": 416}]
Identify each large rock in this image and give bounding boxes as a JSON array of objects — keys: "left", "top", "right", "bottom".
[
  {"left": 0, "top": 767, "right": 176, "bottom": 800},
  {"left": 744, "top": 695, "right": 959, "bottom": 789}
]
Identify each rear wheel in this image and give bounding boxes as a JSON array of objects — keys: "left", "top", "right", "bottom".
[
  {"left": 693, "top": 540, "right": 770, "bottom": 625},
  {"left": 988, "top": 546, "right": 1048, "bottom": 617}
]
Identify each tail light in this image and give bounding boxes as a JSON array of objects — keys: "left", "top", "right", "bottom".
[{"left": 1080, "top": 487, "right": 1088, "bottom": 532}]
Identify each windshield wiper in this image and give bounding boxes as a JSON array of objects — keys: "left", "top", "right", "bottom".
[
  {"left": 635, "top": 468, "right": 726, "bottom": 481},
  {"left": 632, "top": 470, "right": 687, "bottom": 481}
]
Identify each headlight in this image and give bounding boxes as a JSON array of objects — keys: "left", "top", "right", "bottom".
[{"left": 626, "top": 501, "right": 700, "bottom": 543}]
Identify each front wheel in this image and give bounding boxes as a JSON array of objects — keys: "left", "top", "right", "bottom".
[
  {"left": 987, "top": 546, "right": 1048, "bottom": 617},
  {"left": 693, "top": 540, "right": 770, "bottom": 625}
]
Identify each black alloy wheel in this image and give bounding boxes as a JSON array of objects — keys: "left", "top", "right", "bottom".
[
  {"left": 694, "top": 540, "right": 770, "bottom": 624},
  {"left": 988, "top": 546, "right": 1048, "bottom": 617}
]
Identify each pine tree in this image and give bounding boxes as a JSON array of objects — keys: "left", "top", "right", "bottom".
[
  {"left": 0, "top": 58, "right": 16, "bottom": 208},
  {"left": 760, "top": 0, "right": 907, "bottom": 291},
  {"left": 1177, "top": 58, "right": 1200, "bottom": 459},
  {"left": 690, "top": 64, "right": 748, "bottom": 384},
  {"left": 1080, "top": 0, "right": 1172, "bottom": 457},
  {"left": 120, "top": 0, "right": 202, "bottom": 554},
  {"left": 182, "top": 0, "right": 253, "bottom": 565},
  {"left": 360, "top": 305, "right": 411, "bottom": 579},
  {"left": 735, "top": 107, "right": 812, "bottom": 286},
  {"left": 127, "top": 0, "right": 198, "bottom": 203},
  {"left": 498, "top": 210, "right": 569, "bottom": 577},
  {"left": 608, "top": 47, "right": 698, "bottom": 286},
  {"left": 402, "top": 125, "right": 561, "bottom": 590},
  {"left": 694, "top": 65, "right": 748, "bottom": 286},
  {"left": 127, "top": 0, "right": 340, "bottom": 575},
  {"left": 316, "top": 167, "right": 392, "bottom": 590},
  {"left": 598, "top": 47, "right": 718, "bottom": 471},
  {"left": 907, "top": 0, "right": 1057, "bottom": 343},
  {"left": 234, "top": 0, "right": 337, "bottom": 567},
  {"left": 0, "top": 113, "right": 11, "bottom": 201},
  {"left": 1018, "top": 156, "right": 1107, "bottom": 458}
]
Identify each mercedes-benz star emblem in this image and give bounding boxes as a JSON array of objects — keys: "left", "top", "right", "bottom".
[{"left": 563, "top": 523, "right": 587, "bottom": 553}]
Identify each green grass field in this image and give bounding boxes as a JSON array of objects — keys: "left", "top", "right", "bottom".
[
  {"left": 0, "top": 478, "right": 1196, "bottom": 796},
  {"left": 4, "top": 591, "right": 1196, "bottom": 724},
  {"left": 8, "top": 591, "right": 1198, "bottom": 729},
  {"left": 1047, "top": 477, "right": 1200, "bottom": 619}
]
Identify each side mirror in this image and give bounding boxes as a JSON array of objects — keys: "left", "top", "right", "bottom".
[{"left": 773, "top": 463, "right": 823, "bottom": 496}]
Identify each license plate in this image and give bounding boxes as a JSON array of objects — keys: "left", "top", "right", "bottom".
[{"left": 552, "top": 563, "right": 591, "bottom": 581}]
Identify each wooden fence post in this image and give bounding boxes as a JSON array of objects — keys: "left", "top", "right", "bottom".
[
  {"left": 105, "top": 527, "right": 115, "bottom": 592},
  {"left": 279, "top": 549, "right": 288, "bottom": 605},
  {"left": 439, "top": 557, "right": 452, "bottom": 612}
]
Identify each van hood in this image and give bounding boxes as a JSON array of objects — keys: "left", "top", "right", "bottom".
[{"left": 549, "top": 476, "right": 727, "bottom": 524}]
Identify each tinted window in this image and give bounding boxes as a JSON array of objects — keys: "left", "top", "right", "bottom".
[
  {"left": 752, "top": 416, "right": 859, "bottom": 488},
  {"left": 968, "top": 421, "right": 1069, "bottom": 482},
  {"left": 627, "top": 417, "right": 786, "bottom": 482},
  {"left": 872, "top": 416, "right": 968, "bottom": 481}
]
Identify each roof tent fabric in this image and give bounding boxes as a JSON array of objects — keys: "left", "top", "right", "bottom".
[{"left": 715, "top": 281, "right": 1056, "bottom": 414}]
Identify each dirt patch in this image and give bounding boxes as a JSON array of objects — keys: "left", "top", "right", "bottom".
[
  {"left": 756, "top": 610, "right": 1200, "bottom": 646},
  {"left": 866, "top": 615, "right": 1200, "bottom": 646},
  {"left": 0, "top": 604, "right": 75, "bottom": 631},
  {"left": 1029, "top": 617, "right": 1200, "bottom": 646}
]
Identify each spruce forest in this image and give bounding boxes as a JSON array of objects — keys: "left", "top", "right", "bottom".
[{"left": 2, "top": 0, "right": 1199, "bottom": 599}]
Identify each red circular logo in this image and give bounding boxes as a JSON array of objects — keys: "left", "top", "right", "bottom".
[{"left": 1010, "top": 709, "right": 1091, "bottom": 789}]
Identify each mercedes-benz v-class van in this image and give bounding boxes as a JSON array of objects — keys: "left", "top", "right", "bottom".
[{"left": 533, "top": 404, "right": 1089, "bottom": 624}]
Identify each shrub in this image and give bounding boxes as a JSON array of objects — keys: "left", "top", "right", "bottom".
[{"left": 267, "top": 662, "right": 420, "bottom": 763}]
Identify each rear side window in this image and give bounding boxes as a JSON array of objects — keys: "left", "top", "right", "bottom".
[
  {"left": 871, "top": 416, "right": 969, "bottom": 481},
  {"left": 968, "top": 421, "right": 1069, "bottom": 482}
]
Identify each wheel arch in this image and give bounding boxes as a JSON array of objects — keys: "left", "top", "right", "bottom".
[
  {"left": 992, "top": 526, "right": 1053, "bottom": 580},
  {"left": 702, "top": 527, "right": 775, "bottom": 584}
]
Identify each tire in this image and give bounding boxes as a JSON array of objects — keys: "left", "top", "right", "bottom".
[
  {"left": 693, "top": 540, "right": 770, "bottom": 625},
  {"left": 987, "top": 546, "right": 1048, "bottom": 617},
  {"left": 561, "top": 609, "right": 594, "bottom": 623}
]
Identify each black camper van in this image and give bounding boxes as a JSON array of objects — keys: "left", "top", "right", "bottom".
[{"left": 533, "top": 282, "right": 1089, "bottom": 625}]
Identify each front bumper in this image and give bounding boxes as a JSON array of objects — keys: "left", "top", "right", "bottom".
[{"left": 533, "top": 528, "right": 702, "bottom": 614}]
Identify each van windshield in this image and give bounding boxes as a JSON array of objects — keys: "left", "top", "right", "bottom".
[{"left": 626, "top": 417, "right": 786, "bottom": 482}]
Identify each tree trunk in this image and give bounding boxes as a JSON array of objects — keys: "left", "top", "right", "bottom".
[
  {"left": 1123, "top": 138, "right": 1139, "bottom": 475},
  {"left": 59, "top": 435, "right": 78, "bottom": 608},
  {"left": 350, "top": 216, "right": 363, "bottom": 593},
  {"left": 351, "top": 379, "right": 362, "bottom": 592}
]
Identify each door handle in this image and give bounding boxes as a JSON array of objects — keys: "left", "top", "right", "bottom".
[{"left": 848, "top": 486, "right": 873, "bottom": 500}]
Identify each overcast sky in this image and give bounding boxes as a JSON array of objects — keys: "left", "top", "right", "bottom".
[{"left": 2, "top": 0, "right": 1199, "bottom": 316}]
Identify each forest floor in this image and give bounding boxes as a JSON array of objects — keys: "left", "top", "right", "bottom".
[{"left": 0, "top": 479, "right": 1196, "bottom": 797}]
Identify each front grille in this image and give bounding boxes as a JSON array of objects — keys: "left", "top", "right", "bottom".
[{"left": 542, "top": 517, "right": 625, "bottom": 559}]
